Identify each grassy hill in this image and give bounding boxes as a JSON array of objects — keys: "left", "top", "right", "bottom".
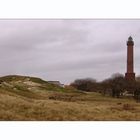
[{"left": 0, "top": 75, "right": 140, "bottom": 121}]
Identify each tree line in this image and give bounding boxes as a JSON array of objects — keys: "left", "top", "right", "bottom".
[{"left": 70, "top": 73, "right": 140, "bottom": 101}]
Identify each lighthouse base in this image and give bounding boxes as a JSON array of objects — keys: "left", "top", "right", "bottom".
[{"left": 125, "top": 73, "right": 135, "bottom": 81}]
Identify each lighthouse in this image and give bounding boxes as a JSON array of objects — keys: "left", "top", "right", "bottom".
[{"left": 125, "top": 36, "right": 135, "bottom": 81}]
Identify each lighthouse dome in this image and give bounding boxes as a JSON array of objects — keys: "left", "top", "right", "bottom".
[{"left": 128, "top": 36, "right": 133, "bottom": 41}]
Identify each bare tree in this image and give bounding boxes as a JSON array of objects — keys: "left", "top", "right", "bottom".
[{"left": 70, "top": 78, "right": 97, "bottom": 92}]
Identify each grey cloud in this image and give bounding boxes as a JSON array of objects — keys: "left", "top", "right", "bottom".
[{"left": 0, "top": 20, "right": 139, "bottom": 84}]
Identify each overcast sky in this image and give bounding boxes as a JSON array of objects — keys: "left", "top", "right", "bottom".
[{"left": 0, "top": 19, "right": 140, "bottom": 84}]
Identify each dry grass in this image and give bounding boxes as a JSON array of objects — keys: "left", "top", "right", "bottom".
[
  {"left": 0, "top": 75, "right": 140, "bottom": 121},
  {"left": 0, "top": 90, "right": 140, "bottom": 121}
]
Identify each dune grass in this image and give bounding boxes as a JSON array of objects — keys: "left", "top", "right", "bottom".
[
  {"left": 0, "top": 75, "right": 140, "bottom": 121},
  {"left": 0, "top": 90, "right": 140, "bottom": 121}
]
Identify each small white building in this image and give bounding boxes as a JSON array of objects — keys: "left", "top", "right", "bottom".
[{"left": 48, "top": 81, "right": 64, "bottom": 87}]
